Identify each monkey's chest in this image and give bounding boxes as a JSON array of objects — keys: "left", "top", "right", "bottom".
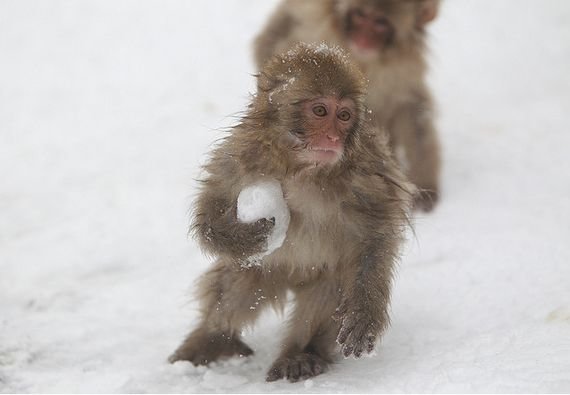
[{"left": 266, "top": 183, "right": 350, "bottom": 270}]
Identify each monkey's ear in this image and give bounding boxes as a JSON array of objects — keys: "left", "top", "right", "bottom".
[
  {"left": 417, "top": 0, "right": 439, "bottom": 27},
  {"left": 257, "top": 71, "right": 279, "bottom": 93},
  {"left": 256, "top": 72, "right": 270, "bottom": 92}
]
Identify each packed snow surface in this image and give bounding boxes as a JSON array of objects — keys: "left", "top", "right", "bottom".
[
  {"left": 1, "top": 0, "right": 570, "bottom": 393},
  {"left": 237, "top": 179, "right": 290, "bottom": 263}
]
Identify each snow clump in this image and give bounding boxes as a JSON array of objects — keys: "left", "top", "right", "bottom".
[{"left": 237, "top": 179, "right": 290, "bottom": 264}]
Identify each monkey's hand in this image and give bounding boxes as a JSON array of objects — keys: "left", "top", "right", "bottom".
[
  {"left": 236, "top": 179, "right": 290, "bottom": 257},
  {"left": 333, "top": 301, "right": 381, "bottom": 358},
  {"left": 201, "top": 215, "right": 275, "bottom": 259},
  {"left": 237, "top": 216, "right": 277, "bottom": 254}
]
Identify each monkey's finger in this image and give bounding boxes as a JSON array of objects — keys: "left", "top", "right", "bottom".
[
  {"left": 310, "top": 357, "right": 325, "bottom": 376},
  {"left": 353, "top": 342, "right": 364, "bottom": 358},
  {"left": 337, "top": 320, "right": 355, "bottom": 344},
  {"left": 266, "top": 363, "right": 286, "bottom": 382},
  {"left": 287, "top": 360, "right": 301, "bottom": 382},
  {"left": 342, "top": 342, "right": 355, "bottom": 358},
  {"left": 354, "top": 329, "right": 377, "bottom": 356},
  {"left": 344, "top": 321, "right": 370, "bottom": 356},
  {"left": 266, "top": 371, "right": 281, "bottom": 382},
  {"left": 366, "top": 334, "right": 377, "bottom": 353},
  {"left": 257, "top": 217, "right": 276, "bottom": 229},
  {"left": 299, "top": 359, "right": 313, "bottom": 380}
]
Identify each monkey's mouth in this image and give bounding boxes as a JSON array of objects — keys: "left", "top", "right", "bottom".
[
  {"left": 350, "top": 32, "right": 379, "bottom": 51},
  {"left": 305, "top": 146, "right": 343, "bottom": 165},
  {"left": 347, "top": 20, "right": 394, "bottom": 55}
]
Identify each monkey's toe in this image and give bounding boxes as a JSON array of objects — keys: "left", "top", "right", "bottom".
[
  {"left": 266, "top": 353, "right": 328, "bottom": 382},
  {"left": 414, "top": 189, "right": 439, "bottom": 212},
  {"left": 169, "top": 331, "right": 254, "bottom": 366}
]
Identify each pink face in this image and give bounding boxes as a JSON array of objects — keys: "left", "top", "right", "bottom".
[
  {"left": 345, "top": 7, "right": 395, "bottom": 55},
  {"left": 296, "top": 97, "right": 357, "bottom": 166}
]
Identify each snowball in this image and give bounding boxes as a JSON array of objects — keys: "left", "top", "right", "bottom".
[{"left": 236, "top": 179, "right": 290, "bottom": 264}]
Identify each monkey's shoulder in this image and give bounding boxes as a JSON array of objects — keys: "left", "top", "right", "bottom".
[{"left": 201, "top": 133, "right": 258, "bottom": 176}]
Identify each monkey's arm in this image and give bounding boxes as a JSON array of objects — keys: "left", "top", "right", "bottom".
[
  {"left": 192, "top": 181, "right": 275, "bottom": 260},
  {"left": 334, "top": 176, "right": 406, "bottom": 357},
  {"left": 253, "top": 2, "right": 295, "bottom": 69},
  {"left": 334, "top": 242, "right": 396, "bottom": 358},
  {"left": 390, "top": 92, "right": 441, "bottom": 211}
]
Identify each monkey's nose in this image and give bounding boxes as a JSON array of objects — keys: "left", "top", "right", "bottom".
[{"left": 327, "top": 134, "right": 340, "bottom": 142}]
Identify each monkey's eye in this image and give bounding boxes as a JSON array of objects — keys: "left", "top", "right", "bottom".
[
  {"left": 338, "top": 110, "right": 351, "bottom": 121},
  {"left": 353, "top": 9, "right": 367, "bottom": 20},
  {"left": 313, "top": 105, "right": 328, "bottom": 117}
]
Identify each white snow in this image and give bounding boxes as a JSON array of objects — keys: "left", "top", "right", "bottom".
[
  {"left": 268, "top": 76, "right": 295, "bottom": 103},
  {"left": 236, "top": 179, "right": 290, "bottom": 263},
  {"left": 1, "top": 0, "right": 570, "bottom": 393}
]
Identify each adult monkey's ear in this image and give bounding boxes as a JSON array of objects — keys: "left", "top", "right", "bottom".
[{"left": 416, "top": 0, "right": 440, "bottom": 28}]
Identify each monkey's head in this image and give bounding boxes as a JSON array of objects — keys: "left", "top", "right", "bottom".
[
  {"left": 335, "top": 0, "right": 439, "bottom": 59},
  {"left": 254, "top": 43, "right": 368, "bottom": 169}
]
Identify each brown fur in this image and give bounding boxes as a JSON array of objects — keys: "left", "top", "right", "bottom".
[
  {"left": 169, "top": 44, "right": 413, "bottom": 382},
  {"left": 253, "top": 0, "right": 441, "bottom": 211}
]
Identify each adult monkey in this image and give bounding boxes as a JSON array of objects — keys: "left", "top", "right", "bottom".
[{"left": 254, "top": 0, "right": 441, "bottom": 211}]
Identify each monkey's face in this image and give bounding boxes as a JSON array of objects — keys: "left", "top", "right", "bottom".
[
  {"left": 344, "top": 3, "right": 397, "bottom": 56},
  {"left": 290, "top": 96, "right": 357, "bottom": 166},
  {"left": 337, "top": 0, "right": 438, "bottom": 59},
  {"left": 257, "top": 43, "right": 367, "bottom": 170}
]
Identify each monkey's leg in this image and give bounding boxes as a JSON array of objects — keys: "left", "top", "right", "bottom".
[
  {"left": 390, "top": 100, "right": 441, "bottom": 211},
  {"left": 169, "top": 261, "right": 284, "bottom": 365},
  {"left": 266, "top": 279, "right": 339, "bottom": 382}
]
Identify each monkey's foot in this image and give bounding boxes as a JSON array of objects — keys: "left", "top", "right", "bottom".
[
  {"left": 168, "top": 330, "right": 253, "bottom": 366},
  {"left": 414, "top": 189, "right": 439, "bottom": 212},
  {"left": 266, "top": 352, "right": 329, "bottom": 382}
]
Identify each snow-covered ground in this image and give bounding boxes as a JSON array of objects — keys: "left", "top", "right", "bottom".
[{"left": 1, "top": 0, "right": 569, "bottom": 392}]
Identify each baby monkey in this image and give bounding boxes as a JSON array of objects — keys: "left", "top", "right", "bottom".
[{"left": 169, "top": 43, "right": 412, "bottom": 382}]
